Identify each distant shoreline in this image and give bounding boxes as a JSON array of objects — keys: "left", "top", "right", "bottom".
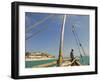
[{"left": 25, "top": 58, "right": 56, "bottom": 61}]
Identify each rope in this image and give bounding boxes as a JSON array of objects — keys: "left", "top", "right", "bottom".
[
  {"left": 72, "top": 29, "right": 82, "bottom": 55},
  {"left": 72, "top": 26, "right": 84, "bottom": 63},
  {"left": 72, "top": 25, "right": 86, "bottom": 56},
  {"left": 26, "top": 15, "right": 58, "bottom": 40},
  {"left": 26, "top": 15, "right": 54, "bottom": 33}
]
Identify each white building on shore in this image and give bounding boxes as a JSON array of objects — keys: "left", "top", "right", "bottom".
[{"left": 25, "top": 52, "right": 55, "bottom": 61}]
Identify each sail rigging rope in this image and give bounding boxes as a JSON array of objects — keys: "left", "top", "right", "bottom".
[
  {"left": 26, "top": 15, "right": 54, "bottom": 33},
  {"left": 72, "top": 27, "right": 84, "bottom": 63},
  {"left": 72, "top": 25, "right": 86, "bottom": 56},
  {"left": 26, "top": 15, "right": 58, "bottom": 40}
]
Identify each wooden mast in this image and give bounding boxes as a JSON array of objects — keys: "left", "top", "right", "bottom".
[{"left": 58, "top": 14, "right": 66, "bottom": 66}]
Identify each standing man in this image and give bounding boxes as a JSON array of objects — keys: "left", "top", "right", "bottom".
[{"left": 70, "top": 49, "right": 74, "bottom": 62}]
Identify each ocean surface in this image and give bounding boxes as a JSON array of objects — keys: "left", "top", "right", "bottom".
[
  {"left": 79, "top": 56, "right": 89, "bottom": 65},
  {"left": 25, "top": 59, "right": 56, "bottom": 68},
  {"left": 25, "top": 56, "right": 89, "bottom": 68}
]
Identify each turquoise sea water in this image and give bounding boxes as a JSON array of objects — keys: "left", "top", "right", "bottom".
[
  {"left": 25, "top": 59, "right": 56, "bottom": 68},
  {"left": 25, "top": 56, "right": 89, "bottom": 68},
  {"left": 79, "top": 56, "right": 89, "bottom": 65}
]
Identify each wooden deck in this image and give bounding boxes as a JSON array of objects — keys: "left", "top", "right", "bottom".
[
  {"left": 33, "top": 57, "right": 81, "bottom": 67},
  {"left": 61, "top": 58, "right": 81, "bottom": 67}
]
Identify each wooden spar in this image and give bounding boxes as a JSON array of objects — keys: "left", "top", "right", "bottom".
[{"left": 58, "top": 14, "right": 66, "bottom": 66}]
